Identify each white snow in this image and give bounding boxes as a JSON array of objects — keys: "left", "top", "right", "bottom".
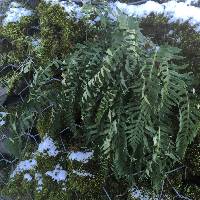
[
  {"left": 0, "top": 112, "right": 7, "bottom": 117},
  {"left": 114, "top": 1, "right": 164, "bottom": 17},
  {"left": 62, "top": 187, "right": 67, "bottom": 191},
  {"left": 31, "top": 38, "right": 41, "bottom": 48},
  {"left": 44, "top": 0, "right": 60, "bottom": 5},
  {"left": 68, "top": 150, "right": 93, "bottom": 163},
  {"left": 37, "top": 136, "right": 59, "bottom": 157},
  {"left": 42, "top": 0, "right": 200, "bottom": 32},
  {"left": 9, "top": 2, "right": 21, "bottom": 8},
  {"left": 72, "top": 169, "right": 94, "bottom": 177},
  {"left": 2, "top": 0, "right": 200, "bottom": 32},
  {"left": 45, "top": 164, "right": 67, "bottom": 182},
  {"left": 60, "top": 1, "right": 84, "bottom": 20},
  {"left": 8, "top": 136, "right": 69, "bottom": 190},
  {"left": 0, "top": 112, "right": 7, "bottom": 127},
  {"left": 113, "top": 1, "right": 200, "bottom": 32},
  {"left": 168, "top": 30, "right": 174, "bottom": 35},
  {"left": 3, "top": 1, "right": 32, "bottom": 26},
  {"left": 0, "top": 120, "right": 5, "bottom": 126},
  {"left": 35, "top": 172, "right": 43, "bottom": 191},
  {"left": 11, "top": 159, "right": 37, "bottom": 178},
  {"left": 185, "top": 0, "right": 199, "bottom": 5},
  {"left": 131, "top": 187, "right": 159, "bottom": 200},
  {"left": 44, "top": 0, "right": 85, "bottom": 20},
  {"left": 23, "top": 173, "right": 33, "bottom": 182}
]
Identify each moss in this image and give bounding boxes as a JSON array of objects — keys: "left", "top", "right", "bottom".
[
  {"left": 37, "top": 1, "right": 85, "bottom": 62},
  {"left": 3, "top": 159, "right": 103, "bottom": 200},
  {"left": 37, "top": 2, "right": 71, "bottom": 60},
  {"left": 67, "top": 173, "right": 104, "bottom": 199},
  {"left": 2, "top": 151, "right": 68, "bottom": 199},
  {"left": 0, "top": 0, "right": 93, "bottom": 104},
  {"left": 183, "top": 185, "right": 200, "bottom": 200},
  {"left": 0, "top": 15, "right": 38, "bottom": 62},
  {"left": 1, "top": 139, "right": 107, "bottom": 200},
  {"left": 66, "top": 150, "right": 106, "bottom": 199},
  {"left": 185, "top": 136, "right": 200, "bottom": 177},
  {"left": 1, "top": 167, "right": 36, "bottom": 200},
  {"left": 0, "top": 15, "right": 39, "bottom": 98},
  {"left": 35, "top": 189, "right": 71, "bottom": 200}
]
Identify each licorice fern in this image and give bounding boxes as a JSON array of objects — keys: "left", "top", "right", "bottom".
[{"left": 1, "top": 13, "right": 200, "bottom": 191}]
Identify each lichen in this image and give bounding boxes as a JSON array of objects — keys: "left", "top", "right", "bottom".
[{"left": 183, "top": 185, "right": 200, "bottom": 199}]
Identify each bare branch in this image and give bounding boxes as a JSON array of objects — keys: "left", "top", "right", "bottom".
[{"left": 103, "top": 186, "right": 112, "bottom": 200}]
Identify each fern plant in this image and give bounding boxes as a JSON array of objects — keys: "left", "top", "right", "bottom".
[
  {"left": 61, "top": 15, "right": 200, "bottom": 190},
  {"left": 1, "top": 6, "right": 200, "bottom": 194}
]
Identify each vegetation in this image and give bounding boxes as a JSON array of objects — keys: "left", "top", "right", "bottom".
[{"left": 1, "top": 0, "right": 200, "bottom": 199}]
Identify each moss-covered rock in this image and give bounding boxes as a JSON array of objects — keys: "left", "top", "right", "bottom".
[
  {"left": 37, "top": 1, "right": 87, "bottom": 62},
  {"left": 0, "top": 15, "right": 37, "bottom": 61},
  {"left": 37, "top": 2, "right": 73, "bottom": 60},
  {"left": 1, "top": 135, "right": 107, "bottom": 199}
]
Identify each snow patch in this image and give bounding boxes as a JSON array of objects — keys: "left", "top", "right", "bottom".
[
  {"left": 42, "top": 0, "right": 200, "bottom": 32},
  {"left": 37, "top": 136, "right": 59, "bottom": 157},
  {"left": 113, "top": 1, "right": 200, "bottom": 32},
  {"left": 45, "top": 164, "right": 67, "bottom": 182},
  {"left": 44, "top": 0, "right": 60, "bottom": 5},
  {"left": 68, "top": 150, "right": 93, "bottom": 163},
  {"left": 72, "top": 169, "right": 94, "bottom": 177},
  {"left": 23, "top": 173, "right": 33, "bottom": 182},
  {"left": 131, "top": 187, "right": 159, "bottom": 200},
  {"left": 44, "top": 0, "right": 85, "bottom": 20},
  {"left": 11, "top": 159, "right": 37, "bottom": 178},
  {"left": 0, "top": 120, "right": 5, "bottom": 126},
  {"left": 0, "top": 112, "right": 7, "bottom": 117},
  {"left": 115, "top": 1, "right": 164, "bottom": 17},
  {"left": 32, "top": 38, "right": 41, "bottom": 48},
  {"left": 35, "top": 172, "right": 43, "bottom": 192},
  {"left": 0, "top": 112, "right": 7, "bottom": 127},
  {"left": 185, "top": 0, "right": 199, "bottom": 5},
  {"left": 3, "top": 1, "right": 32, "bottom": 26},
  {"left": 9, "top": 136, "right": 68, "bottom": 191}
]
